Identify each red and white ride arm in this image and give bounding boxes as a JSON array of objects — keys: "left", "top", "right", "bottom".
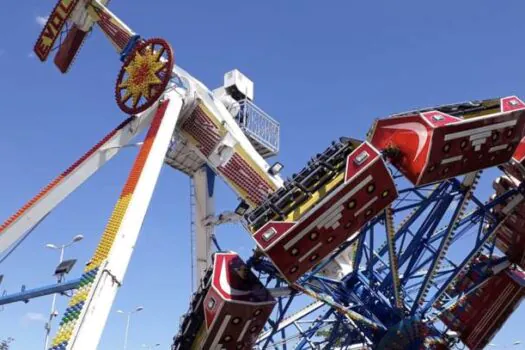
[{"left": 0, "top": 108, "right": 157, "bottom": 256}]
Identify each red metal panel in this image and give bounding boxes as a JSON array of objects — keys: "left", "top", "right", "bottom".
[
  {"left": 345, "top": 143, "right": 382, "bottom": 182},
  {"left": 217, "top": 153, "right": 276, "bottom": 205},
  {"left": 492, "top": 175, "right": 525, "bottom": 269},
  {"left": 463, "top": 271, "right": 524, "bottom": 349},
  {"left": 200, "top": 253, "right": 276, "bottom": 349},
  {"left": 183, "top": 107, "right": 222, "bottom": 158},
  {"left": 254, "top": 221, "right": 296, "bottom": 250},
  {"left": 183, "top": 106, "right": 276, "bottom": 205},
  {"left": 368, "top": 114, "right": 433, "bottom": 185},
  {"left": 503, "top": 212, "right": 525, "bottom": 233},
  {"left": 204, "top": 287, "right": 225, "bottom": 329},
  {"left": 495, "top": 228, "right": 525, "bottom": 270},
  {"left": 512, "top": 137, "right": 525, "bottom": 163},
  {"left": 502, "top": 137, "right": 525, "bottom": 181},
  {"left": 502, "top": 96, "right": 525, "bottom": 112},
  {"left": 211, "top": 253, "right": 275, "bottom": 303},
  {"left": 34, "top": 0, "right": 80, "bottom": 61},
  {"left": 421, "top": 110, "right": 462, "bottom": 127},
  {"left": 253, "top": 143, "right": 397, "bottom": 283},
  {"left": 54, "top": 25, "right": 88, "bottom": 73},
  {"left": 440, "top": 269, "right": 525, "bottom": 349},
  {"left": 201, "top": 301, "right": 274, "bottom": 349},
  {"left": 88, "top": 0, "right": 133, "bottom": 52},
  {"left": 441, "top": 256, "right": 492, "bottom": 302},
  {"left": 369, "top": 96, "right": 525, "bottom": 186},
  {"left": 427, "top": 110, "right": 524, "bottom": 183}
]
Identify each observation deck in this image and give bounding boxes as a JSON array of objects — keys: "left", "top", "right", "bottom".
[{"left": 235, "top": 99, "right": 280, "bottom": 159}]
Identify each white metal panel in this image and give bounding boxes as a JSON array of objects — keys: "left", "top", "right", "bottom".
[
  {"left": 224, "top": 69, "right": 254, "bottom": 101},
  {"left": 193, "top": 167, "right": 215, "bottom": 286}
]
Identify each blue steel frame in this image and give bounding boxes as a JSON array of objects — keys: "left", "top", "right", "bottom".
[
  {"left": 2, "top": 170, "right": 516, "bottom": 349},
  {"left": 1, "top": 170, "right": 520, "bottom": 348},
  {"left": 0, "top": 278, "right": 80, "bottom": 306},
  {"left": 251, "top": 169, "right": 523, "bottom": 349}
]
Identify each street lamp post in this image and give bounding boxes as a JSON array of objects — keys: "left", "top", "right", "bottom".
[
  {"left": 44, "top": 234, "right": 84, "bottom": 350},
  {"left": 117, "top": 306, "right": 144, "bottom": 350}
]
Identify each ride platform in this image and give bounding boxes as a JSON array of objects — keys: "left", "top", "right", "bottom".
[
  {"left": 173, "top": 252, "right": 275, "bottom": 350},
  {"left": 493, "top": 175, "right": 525, "bottom": 269},
  {"left": 250, "top": 141, "right": 397, "bottom": 283},
  {"left": 368, "top": 96, "right": 525, "bottom": 186},
  {"left": 502, "top": 137, "right": 525, "bottom": 180},
  {"left": 440, "top": 268, "right": 525, "bottom": 350}
]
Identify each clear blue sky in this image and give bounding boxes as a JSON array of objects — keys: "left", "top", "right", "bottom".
[{"left": 0, "top": 0, "right": 524, "bottom": 349}]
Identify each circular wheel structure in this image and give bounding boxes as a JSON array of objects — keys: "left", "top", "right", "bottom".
[
  {"left": 174, "top": 98, "right": 525, "bottom": 350},
  {"left": 115, "top": 37, "right": 174, "bottom": 115}
]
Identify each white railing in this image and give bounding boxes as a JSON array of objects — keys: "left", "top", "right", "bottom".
[{"left": 237, "top": 99, "right": 280, "bottom": 157}]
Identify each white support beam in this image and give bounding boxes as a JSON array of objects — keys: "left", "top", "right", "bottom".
[
  {"left": 192, "top": 166, "right": 216, "bottom": 288},
  {"left": 202, "top": 211, "right": 241, "bottom": 227},
  {"left": 67, "top": 93, "right": 183, "bottom": 349},
  {"left": 0, "top": 108, "right": 156, "bottom": 255}
]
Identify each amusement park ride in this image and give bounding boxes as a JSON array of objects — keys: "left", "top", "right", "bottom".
[{"left": 0, "top": 0, "right": 524, "bottom": 349}]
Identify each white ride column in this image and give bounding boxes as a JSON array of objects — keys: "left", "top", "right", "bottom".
[
  {"left": 67, "top": 92, "right": 183, "bottom": 349},
  {"left": 192, "top": 165, "right": 216, "bottom": 288}
]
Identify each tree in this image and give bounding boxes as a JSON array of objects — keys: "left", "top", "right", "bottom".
[
  {"left": 0, "top": 337, "right": 14, "bottom": 350},
  {"left": 316, "top": 327, "right": 344, "bottom": 347}
]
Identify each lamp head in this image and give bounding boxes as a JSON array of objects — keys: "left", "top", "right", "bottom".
[
  {"left": 234, "top": 201, "right": 250, "bottom": 216},
  {"left": 268, "top": 162, "right": 284, "bottom": 176},
  {"left": 72, "top": 234, "right": 84, "bottom": 242}
]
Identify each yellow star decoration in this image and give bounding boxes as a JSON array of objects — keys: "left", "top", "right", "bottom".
[{"left": 119, "top": 47, "right": 166, "bottom": 108}]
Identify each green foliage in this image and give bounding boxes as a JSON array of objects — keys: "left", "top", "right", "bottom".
[
  {"left": 0, "top": 337, "right": 14, "bottom": 350},
  {"left": 316, "top": 327, "right": 344, "bottom": 347}
]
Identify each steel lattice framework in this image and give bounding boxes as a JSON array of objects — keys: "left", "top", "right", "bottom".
[
  {"left": 0, "top": 1, "right": 522, "bottom": 349},
  {"left": 246, "top": 168, "right": 524, "bottom": 349}
]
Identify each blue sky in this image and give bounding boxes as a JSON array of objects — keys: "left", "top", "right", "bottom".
[{"left": 0, "top": 0, "right": 525, "bottom": 348}]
